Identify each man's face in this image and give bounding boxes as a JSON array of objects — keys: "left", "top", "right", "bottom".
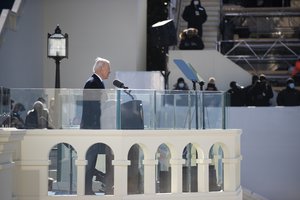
[{"left": 101, "top": 63, "right": 111, "bottom": 80}]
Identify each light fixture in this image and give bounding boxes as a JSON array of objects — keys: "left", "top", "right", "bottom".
[{"left": 47, "top": 25, "right": 68, "bottom": 88}]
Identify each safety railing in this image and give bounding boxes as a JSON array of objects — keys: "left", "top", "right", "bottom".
[{"left": 0, "top": 88, "right": 228, "bottom": 130}]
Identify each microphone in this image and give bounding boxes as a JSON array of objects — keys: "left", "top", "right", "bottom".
[
  {"left": 113, "top": 79, "right": 128, "bottom": 89},
  {"left": 113, "top": 79, "right": 134, "bottom": 100}
]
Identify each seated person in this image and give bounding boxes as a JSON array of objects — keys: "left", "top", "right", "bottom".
[
  {"left": 179, "top": 28, "right": 204, "bottom": 50},
  {"left": 2, "top": 102, "right": 26, "bottom": 128},
  {"left": 25, "top": 101, "right": 53, "bottom": 129}
]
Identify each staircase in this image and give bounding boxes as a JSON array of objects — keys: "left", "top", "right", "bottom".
[
  {"left": 176, "top": 0, "right": 221, "bottom": 49},
  {"left": 175, "top": 0, "right": 300, "bottom": 89}
]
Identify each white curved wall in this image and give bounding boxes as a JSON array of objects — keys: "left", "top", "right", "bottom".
[{"left": 0, "top": 0, "right": 147, "bottom": 89}]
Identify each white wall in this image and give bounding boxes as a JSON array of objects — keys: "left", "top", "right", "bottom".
[
  {"left": 228, "top": 106, "right": 300, "bottom": 200},
  {"left": 0, "top": 0, "right": 44, "bottom": 88},
  {"left": 43, "top": 0, "right": 147, "bottom": 89},
  {"left": 0, "top": 0, "right": 147, "bottom": 89}
]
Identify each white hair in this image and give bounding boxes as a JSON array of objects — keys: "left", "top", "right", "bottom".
[{"left": 93, "top": 57, "right": 110, "bottom": 73}]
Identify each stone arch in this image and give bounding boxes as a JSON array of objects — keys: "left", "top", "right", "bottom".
[
  {"left": 127, "top": 143, "right": 144, "bottom": 194},
  {"left": 156, "top": 143, "right": 172, "bottom": 193},
  {"left": 85, "top": 142, "right": 114, "bottom": 195},
  {"left": 192, "top": 143, "right": 205, "bottom": 159},
  {"left": 209, "top": 143, "right": 225, "bottom": 192},
  {"left": 48, "top": 142, "right": 77, "bottom": 195},
  {"left": 182, "top": 143, "right": 199, "bottom": 192}
]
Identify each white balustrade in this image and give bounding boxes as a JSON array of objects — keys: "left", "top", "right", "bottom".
[{"left": 0, "top": 128, "right": 242, "bottom": 200}]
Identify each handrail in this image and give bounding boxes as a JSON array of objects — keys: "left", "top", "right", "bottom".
[
  {"left": 220, "top": 38, "right": 300, "bottom": 58},
  {"left": 223, "top": 7, "right": 300, "bottom": 17},
  {"left": 175, "top": 0, "right": 182, "bottom": 38}
]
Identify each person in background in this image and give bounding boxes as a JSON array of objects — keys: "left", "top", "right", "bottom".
[
  {"left": 171, "top": 77, "right": 190, "bottom": 106},
  {"left": 291, "top": 59, "right": 300, "bottom": 86},
  {"left": 182, "top": 0, "right": 207, "bottom": 39},
  {"left": 179, "top": 28, "right": 204, "bottom": 50},
  {"left": 277, "top": 78, "right": 300, "bottom": 106},
  {"left": 244, "top": 74, "right": 259, "bottom": 106},
  {"left": 9, "top": 102, "right": 25, "bottom": 128},
  {"left": 37, "top": 97, "right": 54, "bottom": 127},
  {"left": 204, "top": 77, "right": 221, "bottom": 127},
  {"left": 219, "top": 16, "right": 235, "bottom": 54},
  {"left": 173, "top": 77, "right": 190, "bottom": 90},
  {"left": 25, "top": 101, "right": 52, "bottom": 129},
  {"left": 205, "top": 77, "right": 218, "bottom": 91},
  {"left": 227, "top": 81, "right": 246, "bottom": 106},
  {"left": 248, "top": 74, "right": 274, "bottom": 106}
]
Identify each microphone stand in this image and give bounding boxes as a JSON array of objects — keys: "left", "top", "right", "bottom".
[
  {"left": 123, "top": 89, "right": 134, "bottom": 100},
  {"left": 198, "top": 81, "right": 205, "bottom": 129},
  {"left": 192, "top": 81, "right": 199, "bottom": 130},
  {"left": 198, "top": 81, "right": 205, "bottom": 91}
]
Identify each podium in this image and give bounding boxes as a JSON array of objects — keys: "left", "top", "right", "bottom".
[{"left": 120, "top": 100, "right": 144, "bottom": 129}]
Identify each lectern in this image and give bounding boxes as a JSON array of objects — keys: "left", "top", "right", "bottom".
[{"left": 120, "top": 100, "right": 144, "bottom": 129}]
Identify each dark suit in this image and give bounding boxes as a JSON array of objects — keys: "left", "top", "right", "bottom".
[
  {"left": 81, "top": 74, "right": 104, "bottom": 194},
  {"left": 182, "top": 0, "right": 207, "bottom": 38},
  {"left": 81, "top": 74, "right": 104, "bottom": 129}
]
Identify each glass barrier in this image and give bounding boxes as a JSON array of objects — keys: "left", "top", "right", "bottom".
[{"left": 0, "top": 88, "right": 227, "bottom": 130}]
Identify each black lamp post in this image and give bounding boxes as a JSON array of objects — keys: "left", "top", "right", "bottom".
[{"left": 47, "top": 25, "right": 68, "bottom": 88}]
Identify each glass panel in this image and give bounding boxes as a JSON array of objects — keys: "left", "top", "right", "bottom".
[
  {"left": 118, "top": 89, "right": 148, "bottom": 129},
  {"left": 2, "top": 88, "right": 227, "bottom": 130},
  {"left": 203, "top": 92, "right": 224, "bottom": 129},
  {"left": 48, "top": 143, "right": 77, "bottom": 195},
  {"left": 0, "top": 87, "right": 11, "bottom": 127},
  {"left": 156, "top": 91, "right": 195, "bottom": 129}
]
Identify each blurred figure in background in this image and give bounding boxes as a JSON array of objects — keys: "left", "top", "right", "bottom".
[
  {"left": 291, "top": 59, "right": 300, "bottom": 86},
  {"left": 205, "top": 77, "right": 218, "bottom": 91},
  {"left": 227, "top": 81, "right": 246, "bottom": 106},
  {"left": 9, "top": 102, "right": 25, "bottom": 128},
  {"left": 25, "top": 101, "right": 52, "bottom": 129},
  {"left": 277, "top": 78, "right": 300, "bottom": 106},
  {"left": 179, "top": 28, "right": 204, "bottom": 50},
  {"left": 244, "top": 75, "right": 259, "bottom": 106},
  {"left": 168, "top": 77, "right": 190, "bottom": 106},
  {"left": 173, "top": 77, "right": 190, "bottom": 90},
  {"left": 248, "top": 74, "right": 273, "bottom": 106},
  {"left": 182, "top": 0, "right": 207, "bottom": 39}
]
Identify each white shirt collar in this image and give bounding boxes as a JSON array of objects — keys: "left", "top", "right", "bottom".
[{"left": 94, "top": 73, "right": 103, "bottom": 82}]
